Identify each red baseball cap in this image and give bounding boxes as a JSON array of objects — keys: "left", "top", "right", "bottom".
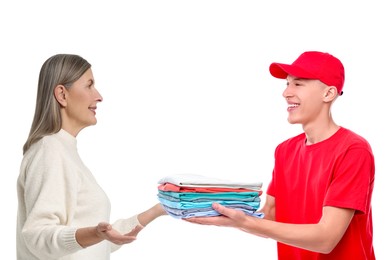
[{"left": 269, "top": 51, "right": 345, "bottom": 95}]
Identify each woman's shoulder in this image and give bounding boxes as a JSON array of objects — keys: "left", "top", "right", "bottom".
[{"left": 24, "top": 131, "right": 72, "bottom": 158}]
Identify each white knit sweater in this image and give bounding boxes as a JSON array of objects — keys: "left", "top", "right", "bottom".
[{"left": 17, "top": 129, "right": 140, "bottom": 260}]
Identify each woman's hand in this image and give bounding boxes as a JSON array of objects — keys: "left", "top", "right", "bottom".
[{"left": 95, "top": 222, "right": 143, "bottom": 245}]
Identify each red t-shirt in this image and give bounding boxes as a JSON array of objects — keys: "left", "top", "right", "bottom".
[{"left": 267, "top": 127, "right": 375, "bottom": 260}]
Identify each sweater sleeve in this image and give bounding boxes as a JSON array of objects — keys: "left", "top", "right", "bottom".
[
  {"left": 110, "top": 215, "right": 141, "bottom": 252},
  {"left": 20, "top": 140, "right": 83, "bottom": 258}
]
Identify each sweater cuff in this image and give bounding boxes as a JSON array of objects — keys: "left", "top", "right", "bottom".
[
  {"left": 110, "top": 215, "right": 142, "bottom": 253},
  {"left": 112, "top": 215, "right": 142, "bottom": 234},
  {"left": 60, "top": 227, "right": 83, "bottom": 252}
]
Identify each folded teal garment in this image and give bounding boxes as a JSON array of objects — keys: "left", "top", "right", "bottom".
[
  {"left": 157, "top": 193, "right": 260, "bottom": 202},
  {"left": 162, "top": 202, "right": 257, "bottom": 214},
  {"left": 158, "top": 190, "right": 259, "bottom": 201},
  {"left": 158, "top": 196, "right": 260, "bottom": 210}
]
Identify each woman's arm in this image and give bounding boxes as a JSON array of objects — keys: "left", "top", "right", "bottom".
[{"left": 76, "top": 203, "right": 167, "bottom": 248}]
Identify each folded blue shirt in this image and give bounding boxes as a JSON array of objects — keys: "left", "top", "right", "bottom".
[{"left": 162, "top": 204, "right": 264, "bottom": 219}]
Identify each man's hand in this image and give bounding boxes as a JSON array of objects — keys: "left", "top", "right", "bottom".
[{"left": 184, "top": 202, "right": 247, "bottom": 228}]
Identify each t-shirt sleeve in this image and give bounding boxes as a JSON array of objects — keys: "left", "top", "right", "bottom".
[
  {"left": 266, "top": 170, "right": 275, "bottom": 197},
  {"left": 324, "top": 147, "right": 375, "bottom": 214},
  {"left": 267, "top": 145, "right": 281, "bottom": 198}
]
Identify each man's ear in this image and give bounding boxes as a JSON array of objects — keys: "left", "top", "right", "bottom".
[
  {"left": 323, "top": 86, "right": 337, "bottom": 103},
  {"left": 54, "top": 85, "right": 68, "bottom": 107}
]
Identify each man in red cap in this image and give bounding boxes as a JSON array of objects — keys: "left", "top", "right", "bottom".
[{"left": 186, "top": 51, "right": 376, "bottom": 259}]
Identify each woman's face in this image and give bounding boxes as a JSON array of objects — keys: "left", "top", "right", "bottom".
[{"left": 61, "top": 68, "right": 103, "bottom": 135}]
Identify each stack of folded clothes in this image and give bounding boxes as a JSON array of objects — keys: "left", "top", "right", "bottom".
[{"left": 157, "top": 173, "right": 264, "bottom": 219}]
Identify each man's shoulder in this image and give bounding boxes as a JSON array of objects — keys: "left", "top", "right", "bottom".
[
  {"left": 280, "top": 132, "right": 306, "bottom": 145},
  {"left": 338, "top": 127, "right": 372, "bottom": 150},
  {"left": 275, "top": 132, "right": 306, "bottom": 153}
]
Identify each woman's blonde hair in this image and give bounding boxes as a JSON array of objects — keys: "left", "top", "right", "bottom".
[{"left": 23, "top": 54, "right": 91, "bottom": 154}]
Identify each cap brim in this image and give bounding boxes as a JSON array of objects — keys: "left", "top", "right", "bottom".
[{"left": 269, "top": 63, "right": 316, "bottom": 79}]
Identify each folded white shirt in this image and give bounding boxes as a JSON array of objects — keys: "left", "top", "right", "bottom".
[{"left": 158, "top": 173, "right": 262, "bottom": 191}]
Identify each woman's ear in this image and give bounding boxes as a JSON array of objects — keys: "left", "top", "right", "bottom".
[
  {"left": 54, "top": 85, "right": 68, "bottom": 107},
  {"left": 323, "top": 86, "right": 337, "bottom": 103}
]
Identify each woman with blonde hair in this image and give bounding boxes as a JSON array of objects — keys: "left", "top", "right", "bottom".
[{"left": 17, "top": 54, "right": 166, "bottom": 260}]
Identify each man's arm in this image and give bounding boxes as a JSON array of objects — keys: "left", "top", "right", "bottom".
[{"left": 185, "top": 199, "right": 354, "bottom": 254}]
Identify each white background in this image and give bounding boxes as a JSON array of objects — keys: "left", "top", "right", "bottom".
[{"left": 1, "top": 0, "right": 389, "bottom": 259}]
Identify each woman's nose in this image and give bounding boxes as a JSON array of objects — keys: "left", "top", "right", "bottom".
[{"left": 95, "top": 89, "right": 103, "bottom": 102}]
